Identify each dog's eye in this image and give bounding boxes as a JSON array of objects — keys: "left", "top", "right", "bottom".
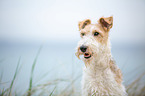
[
  {"left": 81, "top": 33, "right": 85, "bottom": 36},
  {"left": 94, "top": 32, "right": 99, "bottom": 36}
]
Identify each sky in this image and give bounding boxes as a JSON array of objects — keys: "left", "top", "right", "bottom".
[{"left": 0, "top": 0, "right": 145, "bottom": 44}]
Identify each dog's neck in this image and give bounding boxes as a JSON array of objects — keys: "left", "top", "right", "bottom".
[{"left": 84, "top": 43, "right": 112, "bottom": 72}]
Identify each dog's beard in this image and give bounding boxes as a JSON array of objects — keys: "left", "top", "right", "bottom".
[
  {"left": 76, "top": 37, "right": 111, "bottom": 68},
  {"left": 75, "top": 41, "right": 106, "bottom": 62}
]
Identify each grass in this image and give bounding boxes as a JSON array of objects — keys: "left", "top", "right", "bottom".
[
  {"left": 9, "top": 57, "right": 21, "bottom": 96},
  {"left": 0, "top": 57, "right": 21, "bottom": 96},
  {"left": 126, "top": 72, "right": 145, "bottom": 96},
  {"left": 27, "top": 46, "right": 42, "bottom": 96},
  {"left": 0, "top": 47, "right": 145, "bottom": 96}
]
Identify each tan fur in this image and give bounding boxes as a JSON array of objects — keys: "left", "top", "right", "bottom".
[
  {"left": 80, "top": 24, "right": 108, "bottom": 44},
  {"left": 109, "top": 59, "right": 123, "bottom": 84},
  {"left": 99, "top": 16, "right": 113, "bottom": 32},
  {"left": 78, "top": 19, "right": 91, "bottom": 30},
  {"left": 76, "top": 16, "right": 127, "bottom": 96}
]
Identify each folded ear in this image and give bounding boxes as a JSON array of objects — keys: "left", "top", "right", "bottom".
[
  {"left": 78, "top": 19, "right": 91, "bottom": 30},
  {"left": 99, "top": 16, "right": 113, "bottom": 32}
]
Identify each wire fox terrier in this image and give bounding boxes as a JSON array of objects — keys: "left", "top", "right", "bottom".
[{"left": 76, "top": 16, "right": 127, "bottom": 96}]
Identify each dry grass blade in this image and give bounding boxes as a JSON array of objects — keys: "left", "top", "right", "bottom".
[
  {"left": 138, "top": 86, "right": 145, "bottom": 96},
  {"left": 126, "top": 71, "right": 145, "bottom": 90},
  {"left": 126, "top": 71, "right": 145, "bottom": 96},
  {"left": 0, "top": 72, "right": 3, "bottom": 82},
  {"left": 61, "top": 74, "right": 81, "bottom": 94},
  {"left": 49, "top": 86, "right": 56, "bottom": 96}
]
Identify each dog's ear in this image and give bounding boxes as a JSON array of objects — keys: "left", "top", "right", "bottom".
[
  {"left": 99, "top": 16, "right": 113, "bottom": 32},
  {"left": 78, "top": 19, "right": 91, "bottom": 30}
]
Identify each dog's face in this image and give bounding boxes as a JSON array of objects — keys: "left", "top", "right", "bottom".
[{"left": 76, "top": 16, "right": 113, "bottom": 63}]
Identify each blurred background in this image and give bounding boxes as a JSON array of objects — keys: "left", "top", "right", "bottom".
[{"left": 0, "top": 0, "right": 145, "bottom": 96}]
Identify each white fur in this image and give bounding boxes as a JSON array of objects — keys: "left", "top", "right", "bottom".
[{"left": 76, "top": 26, "right": 127, "bottom": 96}]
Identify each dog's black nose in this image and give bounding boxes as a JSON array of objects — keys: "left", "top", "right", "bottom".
[{"left": 80, "top": 46, "right": 87, "bottom": 52}]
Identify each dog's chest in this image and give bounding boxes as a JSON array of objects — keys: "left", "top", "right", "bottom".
[
  {"left": 83, "top": 68, "right": 115, "bottom": 86},
  {"left": 82, "top": 68, "right": 123, "bottom": 96}
]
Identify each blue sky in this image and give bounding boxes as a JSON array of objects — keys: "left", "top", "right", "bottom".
[{"left": 0, "top": 0, "right": 145, "bottom": 44}]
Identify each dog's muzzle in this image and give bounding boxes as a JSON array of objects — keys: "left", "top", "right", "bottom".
[{"left": 78, "top": 45, "right": 92, "bottom": 59}]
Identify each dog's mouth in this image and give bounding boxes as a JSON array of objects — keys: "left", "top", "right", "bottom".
[
  {"left": 84, "top": 52, "right": 91, "bottom": 59},
  {"left": 75, "top": 48, "right": 92, "bottom": 60}
]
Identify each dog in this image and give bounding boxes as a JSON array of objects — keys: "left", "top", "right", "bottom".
[{"left": 75, "top": 16, "right": 127, "bottom": 96}]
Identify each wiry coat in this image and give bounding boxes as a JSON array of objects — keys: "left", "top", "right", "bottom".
[{"left": 76, "top": 16, "right": 127, "bottom": 96}]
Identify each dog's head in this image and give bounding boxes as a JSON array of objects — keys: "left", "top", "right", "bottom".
[{"left": 76, "top": 16, "right": 113, "bottom": 64}]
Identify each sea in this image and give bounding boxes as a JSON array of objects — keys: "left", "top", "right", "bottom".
[{"left": 0, "top": 41, "right": 145, "bottom": 95}]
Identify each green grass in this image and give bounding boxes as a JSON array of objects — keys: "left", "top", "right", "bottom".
[
  {"left": 27, "top": 46, "right": 42, "bottom": 96},
  {"left": 9, "top": 57, "right": 21, "bottom": 96},
  {"left": 0, "top": 47, "right": 145, "bottom": 96},
  {"left": 0, "top": 57, "right": 21, "bottom": 96}
]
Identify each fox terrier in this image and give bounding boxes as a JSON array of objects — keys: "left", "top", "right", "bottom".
[{"left": 76, "top": 16, "right": 127, "bottom": 96}]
